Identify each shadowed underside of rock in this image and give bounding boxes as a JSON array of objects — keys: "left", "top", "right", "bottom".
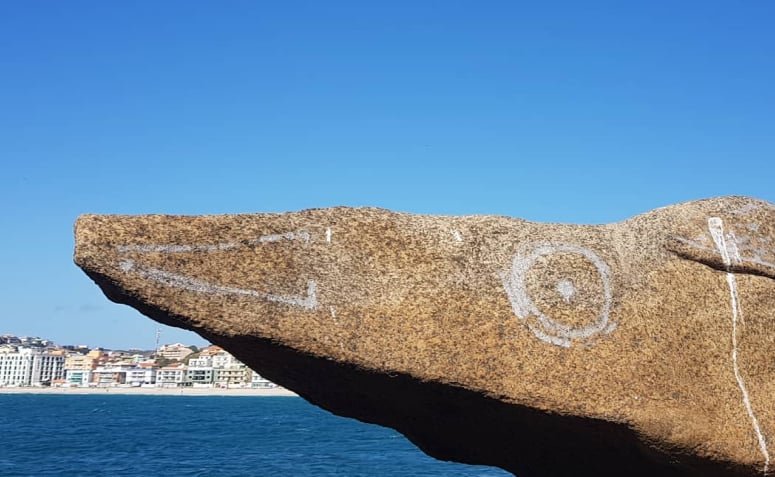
[{"left": 74, "top": 196, "right": 775, "bottom": 477}]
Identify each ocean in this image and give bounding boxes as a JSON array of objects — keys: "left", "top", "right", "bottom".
[{"left": 0, "top": 394, "right": 512, "bottom": 476}]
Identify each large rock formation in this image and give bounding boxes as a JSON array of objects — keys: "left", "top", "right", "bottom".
[{"left": 74, "top": 196, "right": 775, "bottom": 477}]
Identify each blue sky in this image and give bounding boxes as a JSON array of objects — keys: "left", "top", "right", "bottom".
[{"left": 1, "top": 1, "right": 773, "bottom": 350}]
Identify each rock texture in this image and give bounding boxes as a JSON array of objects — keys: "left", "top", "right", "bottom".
[{"left": 74, "top": 196, "right": 775, "bottom": 477}]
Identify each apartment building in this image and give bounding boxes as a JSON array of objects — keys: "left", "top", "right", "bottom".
[
  {"left": 0, "top": 347, "right": 65, "bottom": 386},
  {"left": 63, "top": 351, "right": 101, "bottom": 386},
  {"left": 251, "top": 371, "right": 276, "bottom": 389},
  {"left": 156, "top": 363, "right": 188, "bottom": 387},
  {"left": 89, "top": 362, "right": 158, "bottom": 387},
  {"left": 0, "top": 346, "right": 32, "bottom": 386},
  {"left": 156, "top": 343, "right": 195, "bottom": 361},
  {"left": 211, "top": 350, "right": 238, "bottom": 369},
  {"left": 215, "top": 364, "right": 251, "bottom": 387},
  {"left": 185, "top": 349, "right": 262, "bottom": 388},
  {"left": 92, "top": 363, "right": 135, "bottom": 386},
  {"left": 125, "top": 364, "right": 156, "bottom": 386},
  {"left": 187, "top": 355, "right": 214, "bottom": 386}
]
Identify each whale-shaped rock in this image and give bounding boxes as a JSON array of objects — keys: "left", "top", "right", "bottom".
[{"left": 74, "top": 196, "right": 775, "bottom": 477}]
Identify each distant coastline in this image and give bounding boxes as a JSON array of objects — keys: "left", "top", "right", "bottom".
[
  {"left": 0, "top": 386, "right": 298, "bottom": 397},
  {"left": 0, "top": 337, "right": 289, "bottom": 392}
]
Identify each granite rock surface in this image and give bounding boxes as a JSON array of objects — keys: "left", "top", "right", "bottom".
[{"left": 74, "top": 196, "right": 775, "bottom": 477}]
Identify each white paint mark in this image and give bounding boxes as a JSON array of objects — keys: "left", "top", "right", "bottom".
[
  {"left": 728, "top": 232, "right": 742, "bottom": 266},
  {"left": 673, "top": 236, "right": 775, "bottom": 274},
  {"left": 117, "top": 230, "right": 310, "bottom": 254},
  {"left": 501, "top": 243, "right": 615, "bottom": 348},
  {"left": 256, "top": 231, "right": 311, "bottom": 244},
  {"left": 734, "top": 202, "right": 762, "bottom": 216},
  {"left": 709, "top": 218, "right": 732, "bottom": 265},
  {"left": 452, "top": 230, "right": 463, "bottom": 242},
  {"left": 119, "top": 259, "right": 318, "bottom": 310},
  {"left": 117, "top": 243, "right": 238, "bottom": 253},
  {"left": 555, "top": 279, "right": 576, "bottom": 303},
  {"left": 709, "top": 217, "right": 770, "bottom": 475},
  {"left": 748, "top": 256, "right": 775, "bottom": 271},
  {"left": 673, "top": 236, "right": 715, "bottom": 253},
  {"left": 326, "top": 228, "right": 332, "bottom": 243},
  {"left": 329, "top": 306, "right": 337, "bottom": 318},
  {"left": 117, "top": 230, "right": 316, "bottom": 310}
]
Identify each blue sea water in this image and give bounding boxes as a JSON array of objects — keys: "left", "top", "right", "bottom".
[{"left": 0, "top": 394, "right": 512, "bottom": 476}]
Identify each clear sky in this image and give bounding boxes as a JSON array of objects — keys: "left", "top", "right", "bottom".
[{"left": 1, "top": 1, "right": 773, "bottom": 350}]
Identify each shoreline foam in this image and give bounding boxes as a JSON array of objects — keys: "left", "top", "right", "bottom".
[{"left": 0, "top": 386, "right": 298, "bottom": 397}]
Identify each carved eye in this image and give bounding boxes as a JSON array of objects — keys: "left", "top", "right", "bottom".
[{"left": 502, "top": 243, "right": 615, "bottom": 348}]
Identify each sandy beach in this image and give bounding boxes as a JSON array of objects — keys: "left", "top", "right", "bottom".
[{"left": 0, "top": 386, "right": 298, "bottom": 397}]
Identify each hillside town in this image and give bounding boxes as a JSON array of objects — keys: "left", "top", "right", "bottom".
[{"left": 0, "top": 334, "right": 279, "bottom": 389}]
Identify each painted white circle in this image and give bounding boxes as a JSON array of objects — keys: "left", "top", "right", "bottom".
[{"left": 503, "top": 243, "right": 614, "bottom": 347}]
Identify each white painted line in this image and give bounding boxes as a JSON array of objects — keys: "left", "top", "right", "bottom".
[
  {"left": 117, "top": 243, "right": 238, "bottom": 253},
  {"left": 326, "top": 228, "right": 332, "bottom": 243},
  {"left": 256, "top": 231, "right": 310, "bottom": 244},
  {"left": 116, "top": 229, "right": 317, "bottom": 311},
  {"left": 709, "top": 217, "right": 770, "bottom": 475},
  {"left": 709, "top": 218, "right": 732, "bottom": 266},
  {"left": 673, "top": 236, "right": 775, "bottom": 274},
  {"left": 451, "top": 230, "right": 463, "bottom": 242},
  {"left": 119, "top": 259, "right": 318, "bottom": 310},
  {"left": 117, "top": 230, "right": 311, "bottom": 254},
  {"left": 746, "top": 256, "right": 775, "bottom": 272}
]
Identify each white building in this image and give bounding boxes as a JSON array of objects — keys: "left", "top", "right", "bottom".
[
  {"left": 251, "top": 371, "right": 277, "bottom": 389},
  {"left": 212, "top": 352, "right": 239, "bottom": 369},
  {"left": 214, "top": 363, "right": 251, "bottom": 387},
  {"left": 0, "top": 347, "right": 33, "bottom": 386},
  {"left": 92, "top": 364, "right": 134, "bottom": 386},
  {"left": 0, "top": 347, "right": 65, "bottom": 386},
  {"left": 89, "top": 363, "right": 157, "bottom": 387},
  {"left": 64, "top": 369, "right": 92, "bottom": 387},
  {"left": 156, "top": 343, "right": 195, "bottom": 361},
  {"left": 156, "top": 364, "right": 188, "bottom": 387},
  {"left": 32, "top": 352, "right": 65, "bottom": 385},
  {"left": 125, "top": 366, "right": 156, "bottom": 386},
  {"left": 187, "top": 356, "right": 214, "bottom": 386}
]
